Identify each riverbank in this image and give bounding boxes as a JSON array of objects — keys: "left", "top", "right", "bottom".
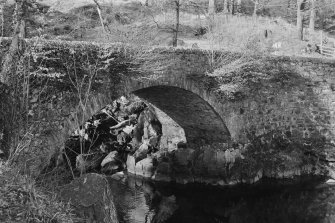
[
  {"left": 0, "top": 158, "right": 332, "bottom": 223},
  {"left": 0, "top": 161, "right": 79, "bottom": 223}
]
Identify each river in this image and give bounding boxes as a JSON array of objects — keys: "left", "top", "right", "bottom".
[{"left": 108, "top": 174, "right": 335, "bottom": 223}]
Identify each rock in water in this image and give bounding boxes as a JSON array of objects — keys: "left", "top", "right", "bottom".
[
  {"left": 326, "top": 179, "right": 335, "bottom": 185},
  {"left": 153, "top": 162, "right": 172, "bottom": 182},
  {"left": 60, "top": 173, "right": 118, "bottom": 223},
  {"left": 135, "top": 157, "right": 155, "bottom": 178},
  {"left": 134, "top": 143, "right": 149, "bottom": 162},
  {"left": 175, "top": 148, "right": 195, "bottom": 166},
  {"left": 101, "top": 151, "right": 122, "bottom": 175},
  {"left": 126, "top": 155, "right": 136, "bottom": 174},
  {"left": 101, "top": 162, "right": 120, "bottom": 175},
  {"left": 101, "top": 151, "right": 118, "bottom": 167}
]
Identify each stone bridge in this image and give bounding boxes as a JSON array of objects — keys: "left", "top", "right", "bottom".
[{"left": 2, "top": 39, "right": 335, "bottom": 180}]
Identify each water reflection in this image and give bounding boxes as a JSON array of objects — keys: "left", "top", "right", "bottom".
[{"left": 108, "top": 174, "right": 335, "bottom": 223}]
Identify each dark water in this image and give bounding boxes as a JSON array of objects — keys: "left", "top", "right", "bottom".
[{"left": 108, "top": 174, "right": 335, "bottom": 223}]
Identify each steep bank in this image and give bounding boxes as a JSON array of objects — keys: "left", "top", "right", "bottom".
[{"left": 0, "top": 162, "right": 78, "bottom": 223}]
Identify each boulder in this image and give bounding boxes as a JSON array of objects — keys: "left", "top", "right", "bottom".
[
  {"left": 133, "top": 112, "right": 145, "bottom": 143},
  {"left": 153, "top": 162, "right": 172, "bottom": 182},
  {"left": 100, "top": 151, "right": 124, "bottom": 175},
  {"left": 133, "top": 143, "right": 149, "bottom": 162},
  {"left": 142, "top": 109, "right": 162, "bottom": 141},
  {"left": 64, "top": 137, "right": 91, "bottom": 168},
  {"left": 135, "top": 157, "right": 155, "bottom": 178},
  {"left": 118, "top": 96, "right": 129, "bottom": 106},
  {"left": 126, "top": 155, "right": 136, "bottom": 174},
  {"left": 76, "top": 153, "right": 105, "bottom": 173},
  {"left": 123, "top": 124, "right": 135, "bottom": 135},
  {"left": 326, "top": 179, "right": 335, "bottom": 185},
  {"left": 168, "top": 137, "right": 185, "bottom": 152},
  {"left": 125, "top": 101, "right": 147, "bottom": 115},
  {"left": 60, "top": 173, "right": 118, "bottom": 223},
  {"left": 175, "top": 148, "right": 195, "bottom": 166},
  {"left": 101, "top": 162, "right": 120, "bottom": 175},
  {"left": 110, "top": 171, "right": 125, "bottom": 181},
  {"left": 143, "top": 121, "right": 161, "bottom": 140},
  {"left": 101, "top": 151, "right": 118, "bottom": 167},
  {"left": 116, "top": 132, "right": 127, "bottom": 145},
  {"left": 191, "top": 43, "right": 200, "bottom": 49},
  {"left": 148, "top": 136, "right": 160, "bottom": 148}
]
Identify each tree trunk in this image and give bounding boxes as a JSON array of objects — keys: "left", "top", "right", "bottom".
[
  {"left": 231, "top": 0, "right": 235, "bottom": 15},
  {"left": 228, "top": 0, "right": 233, "bottom": 13},
  {"left": 172, "top": 0, "right": 180, "bottom": 47},
  {"left": 0, "top": 0, "right": 26, "bottom": 160},
  {"left": 208, "top": 0, "right": 215, "bottom": 15},
  {"left": 208, "top": 0, "right": 215, "bottom": 31},
  {"left": 0, "top": 84, "right": 11, "bottom": 159},
  {"left": 297, "top": 0, "right": 303, "bottom": 40},
  {"left": 0, "top": 0, "right": 26, "bottom": 84},
  {"left": 93, "top": 0, "right": 106, "bottom": 33},
  {"left": 223, "top": 0, "right": 228, "bottom": 13},
  {"left": 253, "top": 0, "right": 259, "bottom": 17},
  {"left": 309, "top": 0, "right": 315, "bottom": 32},
  {"left": 236, "top": 0, "right": 241, "bottom": 14},
  {"left": 0, "top": 3, "right": 4, "bottom": 37}
]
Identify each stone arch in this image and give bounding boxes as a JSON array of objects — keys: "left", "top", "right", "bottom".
[
  {"left": 59, "top": 79, "right": 232, "bottom": 151},
  {"left": 132, "top": 86, "right": 231, "bottom": 147}
]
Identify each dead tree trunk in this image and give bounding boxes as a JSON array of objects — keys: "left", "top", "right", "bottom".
[
  {"left": 93, "top": 0, "right": 106, "bottom": 33},
  {"left": 309, "top": 0, "right": 315, "bottom": 32},
  {"left": 236, "top": 0, "right": 241, "bottom": 14},
  {"left": 223, "top": 0, "right": 228, "bottom": 13},
  {"left": 297, "top": 0, "right": 303, "bottom": 40},
  {"left": 253, "top": 0, "right": 259, "bottom": 17},
  {"left": 0, "top": 1, "right": 4, "bottom": 37},
  {"left": 231, "top": 0, "right": 235, "bottom": 14},
  {"left": 209, "top": 0, "right": 215, "bottom": 15},
  {"left": 0, "top": 0, "right": 27, "bottom": 159},
  {"left": 172, "top": 0, "right": 180, "bottom": 47},
  {"left": 208, "top": 0, "right": 215, "bottom": 31}
]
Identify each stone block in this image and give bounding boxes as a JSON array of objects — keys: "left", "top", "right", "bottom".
[{"left": 175, "top": 148, "right": 195, "bottom": 166}]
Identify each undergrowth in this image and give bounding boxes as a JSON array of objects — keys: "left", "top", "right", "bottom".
[{"left": 0, "top": 161, "right": 80, "bottom": 223}]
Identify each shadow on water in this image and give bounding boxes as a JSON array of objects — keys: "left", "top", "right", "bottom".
[{"left": 108, "top": 174, "right": 335, "bottom": 223}]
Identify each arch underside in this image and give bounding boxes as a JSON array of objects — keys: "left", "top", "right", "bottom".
[{"left": 133, "top": 86, "right": 230, "bottom": 147}]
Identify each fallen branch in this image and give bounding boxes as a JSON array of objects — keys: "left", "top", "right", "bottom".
[{"left": 109, "top": 117, "right": 136, "bottom": 130}]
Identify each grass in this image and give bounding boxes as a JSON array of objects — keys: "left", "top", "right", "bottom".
[
  {"left": 35, "top": 0, "right": 331, "bottom": 60},
  {"left": 90, "top": 6, "right": 325, "bottom": 58},
  {"left": 0, "top": 161, "right": 80, "bottom": 223},
  {"left": 185, "top": 13, "right": 322, "bottom": 57}
]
